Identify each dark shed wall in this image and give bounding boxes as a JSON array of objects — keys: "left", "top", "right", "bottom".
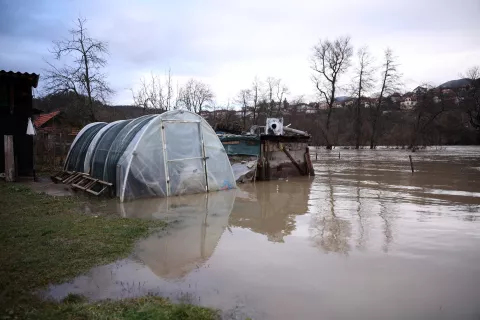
[{"left": 0, "top": 79, "right": 35, "bottom": 176}]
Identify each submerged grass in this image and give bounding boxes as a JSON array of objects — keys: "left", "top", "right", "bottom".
[
  {"left": 0, "top": 183, "right": 218, "bottom": 319},
  {"left": 28, "top": 295, "right": 217, "bottom": 320}
]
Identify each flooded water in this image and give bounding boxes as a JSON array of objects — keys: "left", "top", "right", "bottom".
[{"left": 46, "top": 146, "right": 480, "bottom": 320}]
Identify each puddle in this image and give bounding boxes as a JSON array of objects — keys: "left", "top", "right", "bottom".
[
  {"left": 23, "top": 177, "right": 75, "bottom": 197},
  {"left": 44, "top": 147, "right": 480, "bottom": 320}
]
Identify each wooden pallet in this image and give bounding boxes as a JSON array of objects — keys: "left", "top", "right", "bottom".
[
  {"left": 71, "top": 175, "right": 112, "bottom": 196},
  {"left": 51, "top": 171, "right": 112, "bottom": 196},
  {"left": 51, "top": 171, "right": 85, "bottom": 184}
]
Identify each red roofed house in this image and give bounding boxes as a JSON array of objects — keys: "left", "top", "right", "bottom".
[
  {"left": 34, "top": 110, "right": 80, "bottom": 136},
  {"left": 34, "top": 110, "right": 61, "bottom": 132},
  {"left": 33, "top": 110, "right": 80, "bottom": 170}
]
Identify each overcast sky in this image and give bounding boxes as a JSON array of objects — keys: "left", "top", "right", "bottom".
[{"left": 1, "top": 0, "right": 479, "bottom": 106}]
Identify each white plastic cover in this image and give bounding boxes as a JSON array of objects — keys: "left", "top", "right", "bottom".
[
  {"left": 118, "top": 110, "right": 236, "bottom": 201},
  {"left": 26, "top": 118, "right": 36, "bottom": 135},
  {"left": 70, "top": 110, "right": 236, "bottom": 202}
]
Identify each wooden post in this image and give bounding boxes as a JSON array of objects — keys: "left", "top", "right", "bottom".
[
  {"left": 304, "top": 147, "right": 315, "bottom": 177},
  {"left": 265, "top": 141, "right": 271, "bottom": 180},
  {"left": 32, "top": 135, "right": 37, "bottom": 182},
  {"left": 409, "top": 155, "right": 414, "bottom": 173},
  {"left": 339, "top": 152, "right": 340, "bottom": 159},
  {"left": 4, "top": 135, "right": 15, "bottom": 181},
  {"left": 259, "top": 158, "right": 265, "bottom": 181},
  {"left": 315, "top": 148, "right": 318, "bottom": 160},
  {"left": 5, "top": 83, "right": 16, "bottom": 181},
  {"left": 53, "top": 133, "right": 56, "bottom": 169}
]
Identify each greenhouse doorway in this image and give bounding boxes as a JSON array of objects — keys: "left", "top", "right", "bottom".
[{"left": 162, "top": 120, "right": 209, "bottom": 196}]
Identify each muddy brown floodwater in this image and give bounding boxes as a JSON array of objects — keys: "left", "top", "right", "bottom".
[{"left": 45, "top": 146, "right": 480, "bottom": 320}]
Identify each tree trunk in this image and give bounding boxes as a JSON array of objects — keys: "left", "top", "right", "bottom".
[
  {"left": 370, "top": 117, "right": 377, "bottom": 149},
  {"left": 325, "top": 106, "right": 333, "bottom": 149},
  {"left": 242, "top": 106, "right": 246, "bottom": 131},
  {"left": 355, "top": 98, "right": 361, "bottom": 149}
]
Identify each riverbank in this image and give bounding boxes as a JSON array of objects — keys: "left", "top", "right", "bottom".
[{"left": 0, "top": 183, "right": 218, "bottom": 320}]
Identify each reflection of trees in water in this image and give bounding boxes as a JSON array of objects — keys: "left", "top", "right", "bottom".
[
  {"left": 310, "top": 214, "right": 352, "bottom": 254},
  {"left": 309, "top": 166, "right": 352, "bottom": 254},
  {"left": 118, "top": 191, "right": 236, "bottom": 280},
  {"left": 377, "top": 190, "right": 393, "bottom": 253},
  {"left": 230, "top": 179, "right": 312, "bottom": 243},
  {"left": 463, "top": 215, "right": 479, "bottom": 222},
  {"left": 356, "top": 181, "right": 368, "bottom": 251}
]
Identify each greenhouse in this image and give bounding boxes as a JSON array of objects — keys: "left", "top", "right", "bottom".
[{"left": 63, "top": 110, "right": 236, "bottom": 202}]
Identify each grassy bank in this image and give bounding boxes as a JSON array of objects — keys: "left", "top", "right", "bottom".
[{"left": 0, "top": 183, "right": 218, "bottom": 319}]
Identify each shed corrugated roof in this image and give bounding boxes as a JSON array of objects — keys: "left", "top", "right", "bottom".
[
  {"left": 0, "top": 70, "right": 40, "bottom": 88},
  {"left": 34, "top": 110, "right": 61, "bottom": 128}
]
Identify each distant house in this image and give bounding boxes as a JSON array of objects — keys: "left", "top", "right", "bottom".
[
  {"left": 412, "top": 86, "right": 428, "bottom": 95},
  {"left": 344, "top": 99, "right": 355, "bottom": 107},
  {"left": 293, "top": 103, "right": 317, "bottom": 114},
  {"left": 400, "top": 97, "right": 417, "bottom": 109},
  {"left": 441, "top": 88, "right": 454, "bottom": 95},
  {"left": 0, "top": 70, "right": 40, "bottom": 178},
  {"left": 34, "top": 110, "right": 80, "bottom": 137},
  {"left": 363, "top": 97, "right": 376, "bottom": 108},
  {"left": 318, "top": 102, "right": 329, "bottom": 110},
  {"left": 34, "top": 110, "right": 61, "bottom": 132},
  {"left": 332, "top": 101, "right": 343, "bottom": 108},
  {"left": 389, "top": 92, "right": 402, "bottom": 103}
]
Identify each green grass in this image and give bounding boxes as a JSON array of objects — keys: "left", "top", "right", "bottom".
[
  {"left": 0, "top": 183, "right": 218, "bottom": 320},
  {"left": 27, "top": 295, "right": 217, "bottom": 320}
]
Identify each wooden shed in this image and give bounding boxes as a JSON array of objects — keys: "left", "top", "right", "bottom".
[{"left": 0, "top": 70, "right": 40, "bottom": 180}]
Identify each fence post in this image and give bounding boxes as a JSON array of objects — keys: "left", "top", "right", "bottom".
[{"left": 409, "top": 155, "right": 414, "bottom": 173}]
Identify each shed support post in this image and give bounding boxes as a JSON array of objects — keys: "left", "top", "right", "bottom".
[
  {"left": 4, "top": 135, "right": 15, "bottom": 182},
  {"left": 5, "top": 83, "right": 15, "bottom": 181}
]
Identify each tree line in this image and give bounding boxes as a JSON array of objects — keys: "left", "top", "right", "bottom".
[{"left": 39, "top": 18, "right": 480, "bottom": 149}]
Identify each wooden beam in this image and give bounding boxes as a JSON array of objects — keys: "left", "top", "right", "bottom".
[
  {"left": 4, "top": 135, "right": 15, "bottom": 181},
  {"left": 5, "top": 83, "right": 15, "bottom": 181},
  {"left": 280, "top": 144, "right": 305, "bottom": 175}
]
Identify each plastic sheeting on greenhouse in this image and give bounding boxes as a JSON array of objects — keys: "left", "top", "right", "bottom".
[{"left": 63, "top": 110, "right": 236, "bottom": 201}]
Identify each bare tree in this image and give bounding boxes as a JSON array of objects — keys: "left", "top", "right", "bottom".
[
  {"left": 311, "top": 36, "right": 353, "bottom": 149},
  {"left": 369, "top": 48, "right": 401, "bottom": 149},
  {"left": 275, "top": 79, "right": 289, "bottom": 116},
  {"left": 44, "top": 18, "right": 113, "bottom": 122},
  {"left": 262, "top": 77, "right": 289, "bottom": 117},
  {"left": 164, "top": 69, "right": 174, "bottom": 111},
  {"left": 131, "top": 76, "right": 151, "bottom": 112},
  {"left": 463, "top": 66, "right": 480, "bottom": 132},
  {"left": 236, "top": 89, "right": 252, "bottom": 130},
  {"left": 131, "top": 69, "right": 176, "bottom": 113},
  {"left": 352, "top": 46, "right": 375, "bottom": 149},
  {"left": 177, "top": 79, "right": 214, "bottom": 113},
  {"left": 250, "top": 77, "right": 263, "bottom": 124},
  {"left": 265, "top": 77, "right": 278, "bottom": 117},
  {"left": 409, "top": 85, "right": 450, "bottom": 150}
]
